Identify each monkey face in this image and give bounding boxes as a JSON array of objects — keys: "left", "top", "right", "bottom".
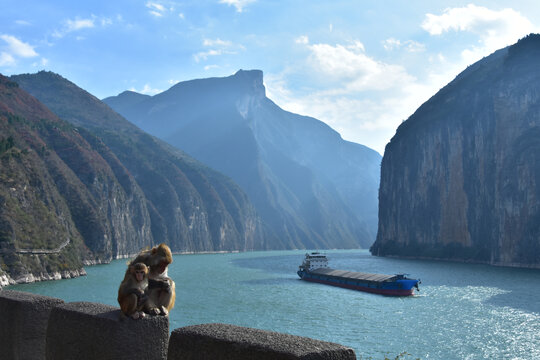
[
  {"left": 135, "top": 269, "right": 146, "bottom": 282},
  {"left": 157, "top": 260, "right": 168, "bottom": 274},
  {"left": 131, "top": 262, "right": 148, "bottom": 282}
]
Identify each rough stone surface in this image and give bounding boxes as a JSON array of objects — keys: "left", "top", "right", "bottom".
[
  {"left": 372, "top": 34, "right": 540, "bottom": 268},
  {"left": 0, "top": 289, "right": 64, "bottom": 360},
  {"left": 46, "top": 301, "right": 169, "bottom": 360},
  {"left": 167, "top": 323, "right": 357, "bottom": 360}
]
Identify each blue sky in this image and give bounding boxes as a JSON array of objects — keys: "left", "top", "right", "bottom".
[{"left": 1, "top": 1, "right": 539, "bottom": 154}]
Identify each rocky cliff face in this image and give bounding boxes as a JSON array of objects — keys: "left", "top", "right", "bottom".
[
  {"left": 371, "top": 34, "right": 540, "bottom": 268},
  {"left": 0, "top": 73, "right": 139, "bottom": 285},
  {"left": 12, "top": 71, "right": 266, "bottom": 255},
  {"left": 104, "top": 70, "right": 381, "bottom": 249}
]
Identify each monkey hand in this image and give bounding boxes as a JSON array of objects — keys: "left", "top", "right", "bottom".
[
  {"left": 149, "top": 278, "right": 170, "bottom": 290},
  {"left": 137, "top": 292, "right": 148, "bottom": 306}
]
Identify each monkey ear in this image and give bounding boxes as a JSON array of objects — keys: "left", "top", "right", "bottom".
[{"left": 151, "top": 247, "right": 157, "bottom": 255}]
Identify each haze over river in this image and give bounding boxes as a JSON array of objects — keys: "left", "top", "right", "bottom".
[{"left": 8, "top": 250, "right": 540, "bottom": 359}]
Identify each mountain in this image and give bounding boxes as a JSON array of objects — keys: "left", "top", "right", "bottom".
[
  {"left": 0, "top": 73, "right": 136, "bottom": 285},
  {"left": 371, "top": 34, "right": 540, "bottom": 268},
  {"left": 11, "top": 71, "right": 268, "bottom": 259},
  {"left": 104, "top": 70, "right": 381, "bottom": 249}
]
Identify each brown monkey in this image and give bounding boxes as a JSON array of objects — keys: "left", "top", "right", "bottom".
[
  {"left": 130, "top": 243, "right": 176, "bottom": 316},
  {"left": 117, "top": 262, "right": 149, "bottom": 319}
]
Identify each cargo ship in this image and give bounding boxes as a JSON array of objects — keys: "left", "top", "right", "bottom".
[{"left": 297, "top": 252, "right": 420, "bottom": 296}]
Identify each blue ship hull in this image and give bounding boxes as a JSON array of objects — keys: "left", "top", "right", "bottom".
[{"left": 297, "top": 269, "right": 419, "bottom": 296}]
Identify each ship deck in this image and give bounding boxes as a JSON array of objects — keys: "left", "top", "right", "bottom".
[{"left": 310, "top": 268, "right": 397, "bottom": 283}]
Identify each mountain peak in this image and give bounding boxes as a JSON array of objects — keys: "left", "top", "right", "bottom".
[
  {"left": 234, "top": 69, "right": 263, "bottom": 81},
  {"left": 232, "top": 69, "right": 265, "bottom": 98}
]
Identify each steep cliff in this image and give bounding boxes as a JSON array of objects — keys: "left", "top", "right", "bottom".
[
  {"left": 0, "top": 73, "right": 148, "bottom": 285},
  {"left": 104, "top": 70, "right": 381, "bottom": 249},
  {"left": 12, "top": 71, "right": 267, "bottom": 253},
  {"left": 371, "top": 34, "right": 540, "bottom": 268}
]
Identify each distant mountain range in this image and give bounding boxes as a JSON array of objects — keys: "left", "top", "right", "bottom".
[
  {"left": 104, "top": 70, "right": 381, "bottom": 249},
  {"left": 1, "top": 69, "right": 381, "bottom": 285},
  {"left": 372, "top": 34, "right": 540, "bottom": 268},
  {"left": 1, "top": 71, "right": 269, "bottom": 285}
]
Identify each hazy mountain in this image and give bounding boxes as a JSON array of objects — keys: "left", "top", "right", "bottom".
[
  {"left": 104, "top": 70, "right": 381, "bottom": 249},
  {"left": 11, "top": 71, "right": 269, "bottom": 260},
  {"left": 372, "top": 34, "right": 540, "bottom": 268}
]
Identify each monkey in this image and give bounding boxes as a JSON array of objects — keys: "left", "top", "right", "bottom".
[
  {"left": 130, "top": 243, "right": 176, "bottom": 316},
  {"left": 117, "top": 262, "right": 150, "bottom": 320}
]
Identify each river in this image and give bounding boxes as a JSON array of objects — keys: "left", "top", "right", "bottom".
[{"left": 7, "top": 249, "right": 540, "bottom": 359}]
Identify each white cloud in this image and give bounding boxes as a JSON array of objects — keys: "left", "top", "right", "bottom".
[
  {"left": 266, "top": 5, "right": 540, "bottom": 155},
  {"left": 146, "top": 2, "right": 166, "bottom": 16},
  {"left": 219, "top": 0, "right": 256, "bottom": 13},
  {"left": 263, "top": 39, "right": 431, "bottom": 154},
  {"left": 422, "top": 4, "right": 537, "bottom": 64},
  {"left": 15, "top": 20, "right": 31, "bottom": 26},
  {"left": 305, "top": 40, "right": 413, "bottom": 92},
  {"left": 383, "top": 38, "right": 401, "bottom": 51},
  {"left": 423, "top": 4, "right": 516, "bottom": 35},
  {"left": 53, "top": 16, "right": 102, "bottom": 38},
  {"left": 31, "top": 57, "right": 49, "bottom": 67},
  {"left": 266, "top": 67, "right": 441, "bottom": 155},
  {"left": 66, "top": 18, "right": 95, "bottom": 32},
  {"left": 129, "top": 83, "right": 163, "bottom": 95},
  {"left": 100, "top": 18, "right": 113, "bottom": 26},
  {"left": 147, "top": 2, "right": 165, "bottom": 12},
  {"left": 194, "top": 49, "right": 223, "bottom": 62},
  {"left": 383, "top": 38, "right": 425, "bottom": 52},
  {"left": 0, "top": 52, "right": 15, "bottom": 66},
  {"left": 203, "top": 38, "right": 232, "bottom": 47},
  {"left": 295, "top": 35, "right": 309, "bottom": 45},
  {"left": 194, "top": 38, "right": 244, "bottom": 63},
  {"left": 0, "top": 35, "right": 38, "bottom": 58},
  {"left": 146, "top": 1, "right": 178, "bottom": 17},
  {"left": 0, "top": 35, "right": 39, "bottom": 68}
]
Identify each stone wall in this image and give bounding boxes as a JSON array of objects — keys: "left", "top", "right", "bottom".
[
  {"left": 0, "top": 290, "right": 64, "bottom": 360},
  {"left": 168, "top": 323, "right": 357, "bottom": 360},
  {"left": 46, "top": 301, "right": 169, "bottom": 360},
  {"left": 0, "top": 290, "right": 356, "bottom": 360}
]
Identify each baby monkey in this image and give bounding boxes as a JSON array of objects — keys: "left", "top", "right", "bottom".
[{"left": 117, "top": 262, "right": 149, "bottom": 319}]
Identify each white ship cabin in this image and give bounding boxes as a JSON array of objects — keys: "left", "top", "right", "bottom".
[{"left": 301, "top": 252, "right": 329, "bottom": 271}]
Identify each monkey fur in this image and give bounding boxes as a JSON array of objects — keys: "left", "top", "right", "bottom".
[
  {"left": 130, "top": 243, "right": 176, "bottom": 316},
  {"left": 118, "top": 262, "right": 150, "bottom": 320}
]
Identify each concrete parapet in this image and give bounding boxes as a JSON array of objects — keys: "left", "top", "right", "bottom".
[
  {"left": 0, "top": 289, "right": 64, "bottom": 360},
  {"left": 46, "top": 301, "right": 169, "bottom": 360},
  {"left": 167, "top": 323, "right": 357, "bottom": 360},
  {"left": 0, "top": 290, "right": 357, "bottom": 360}
]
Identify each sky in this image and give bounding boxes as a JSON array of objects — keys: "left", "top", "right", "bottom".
[{"left": 1, "top": 1, "right": 540, "bottom": 154}]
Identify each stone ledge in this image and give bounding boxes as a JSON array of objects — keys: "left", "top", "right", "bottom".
[
  {"left": 167, "top": 323, "right": 357, "bottom": 360},
  {"left": 0, "top": 289, "right": 65, "bottom": 360},
  {"left": 46, "top": 301, "right": 169, "bottom": 360}
]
